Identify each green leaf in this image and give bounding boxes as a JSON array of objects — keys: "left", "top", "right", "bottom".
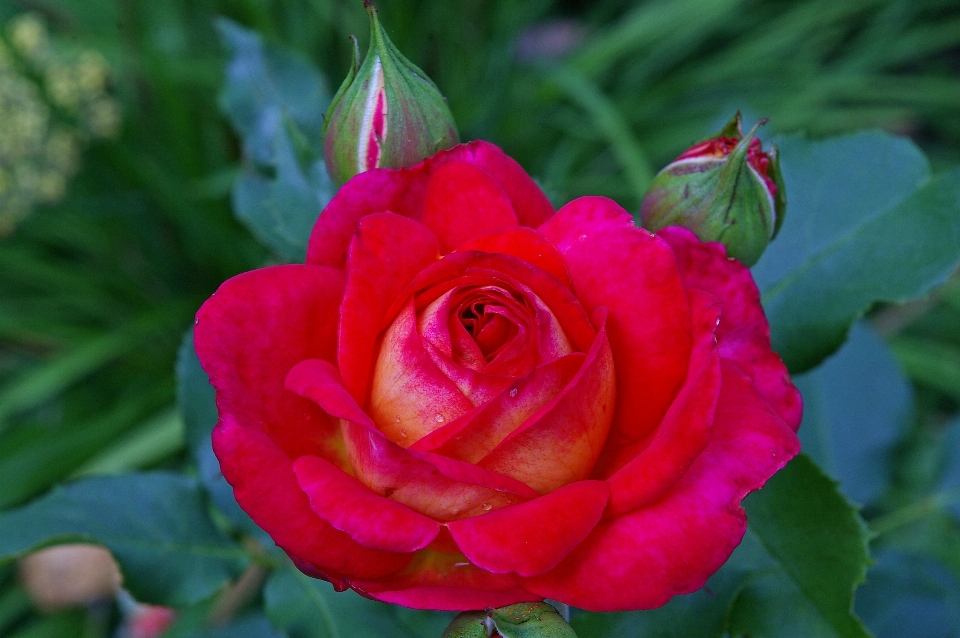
[
  {"left": 186, "top": 613, "right": 285, "bottom": 638},
  {"left": 263, "top": 564, "right": 453, "bottom": 638},
  {"left": 573, "top": 455, "right": 871, "bottom": 638},
  {"left": 176, "top": 331, "right": 267, "bottom": 541},
  {"left": 231, "top": 123, "right": 334, "bottom": 262},
  {"left": 742, "top": 454, "right": 872, "bottom": 637},
  {"left": 217, "top": 18, "right": 328, "bottom": 165},
  {"left": 0, "top": 472, "right": 248, "bottom": 606},
  {"left": 752, "top": 132, "right": 960, "bottom": 372},
  {"left": 795, "top": 321, "right": 911, "bottom": 504}
]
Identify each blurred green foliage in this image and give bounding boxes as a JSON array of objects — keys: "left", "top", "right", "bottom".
[{"left": 2, "top": 0, "right": 960, "bottom": 636}]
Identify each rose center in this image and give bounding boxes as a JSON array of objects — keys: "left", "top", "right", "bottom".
[{"left": 458, "top": 301, "right": 519, "bottom": 362}]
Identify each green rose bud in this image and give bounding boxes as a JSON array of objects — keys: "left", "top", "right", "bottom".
[
  {"left": 442, "top": 603, "right": 577, "bottom": 638},
  {"left": 640, "top": 112, "right": 786, "bottom": 266},
  {"left": 322, "top": 1, "right": 460, "bottom": 185}
]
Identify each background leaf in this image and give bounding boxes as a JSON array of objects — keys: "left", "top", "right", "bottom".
[
  {"left": 0, "top": 473, "right": 248, "bottom": 606},
  {"left": 263, "top": 564, "right": 454, "bottom": 638},
  {"left": 752, "top": 133, "right": 960, "bottom": 372},
  {"left": 794, "top": 320, "right": 912, "bottom": 504}
]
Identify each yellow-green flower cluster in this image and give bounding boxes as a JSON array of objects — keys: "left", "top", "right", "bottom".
[{"left": 0, "top": 13, "right": 121, "bottom": 234}]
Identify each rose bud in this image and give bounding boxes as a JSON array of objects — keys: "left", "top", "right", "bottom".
[
  {"left": 323, "top": 1, "right": 459, "bottom": 185},
  {"left": 442, "top": 603, "right": 576, "bottom": 638},
  {"left": 640, "top": 112, "right": 786, "bottom": 267},
  {"left": 196, "top": 140, "right": 801, "bottom": 612}
]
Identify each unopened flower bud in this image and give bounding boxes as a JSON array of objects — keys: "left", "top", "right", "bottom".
[
  {"left": 442, "top": 603, "right": 577, "bottom": 638},
  {"left": 323, "top": 1, "right": 460, "bottom": 185},
  {"left": 640, "top": 113, "right": 786, "bottom": 266}
]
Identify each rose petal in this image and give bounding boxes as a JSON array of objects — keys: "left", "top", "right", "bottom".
[
  {"left": 659, "top": 226, "right": 802, "bottom": 429},
  {"left": 339, "top": 212, "right": 440, "bottom": 402},
  {"left": 539, "top": 196, "right": 692, "bottom": 442},
  {"left": 421, "top": 161, "right": 519, "bottom": 253},
  {"left": 603, "top": 288, "right": 722, "bottom": 514},
  {"left": 448, "top": 480, "right": 609, "bottom": 577},
  {"left": 520, "top": 361, "right": 801, "bottom": 611},
  {"left": 284, "top": 360, "right": 538, "bottom": 520},
  {"left": 350, "top": 550, "right": 541, "bottom": 611},
  {"left": 293, "top": 455, "right": 440, "bottom": 553},
  {"left": 457, "top": 227, "right": 572, "bottom": 288},
  {"left": 370, "top": 300, "right": 475, "bottom": 442},
  {"left": 478, "top": 315, "right": 616, "bottom": 494},
  {"left": 412, "top": 353, "right": 584, "bottom": 462},
  {"left": 195, "top": 265, "right": 345, "bottom": 464},
  {"left": 307, "top": 141, "right": 553, "bottom": 268},
  {"left": 212, "top": 417, "right": 410, "bottom": 579},
  {"left": 395, "top": 251, "right": 596, "bottom": 354}
]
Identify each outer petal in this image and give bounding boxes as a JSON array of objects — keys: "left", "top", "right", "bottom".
[
  {"left": 539, "top": 197, "right": 692, "bottom": 443},
  {"left": 478, "top": 315, "right": 616, "bottom": 494},
  {"left": 448, "top": 480, "right": 609, "bottom": 577},
  {"left": 307, "top": 141, "right": 553, "bottom": 268},
  {"left": 457, "top": 227, "right": 573, "bottom": 288},
  {"left": 658, "top": 226, "right": 802, "bottom": 429},
  {"left": 350, "top": 550, "right": 541, "bottom": 611},
  {"left": 339, "top": 212, "right": 439, "bottom": 403},
  {"left": 212, "top": 417, "right": 410, "bottom": 580},
  {"left": 293, "top": 455, "right": 440, "bottom": 553},
  {"left": 520, "top": 361, "right": 801, "bottom": 611},
  {"left": 421, "top": 161, "right": 518, "bottom": 253},
  {"left": 195, "top": 265, "right": 344, "bottom": 464},
  {"left": 603, "top": 288, "right": 722, "bottom": 514}
]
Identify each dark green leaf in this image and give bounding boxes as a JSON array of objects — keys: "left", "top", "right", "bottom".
[
  {"left": 752, "top": 132, "right": 960, "bottom": 372},
  {"left": 217, "top": 19, "right": 328, "bottom": 164},
  {"left": 187, "top": 613, "right": 285, "bottom": 638},
  {"left": 743, "top": 454, "right": 872, "bottom": 637},
  {"left": 855, "top": 550, "right": 960, "bottom": 638},
  {"left": 0, "top": 472, "right": 248, "bottom": 606},
  {"left": 795, "top": 321, "right": 911, "bottom": 504},
  {"left": 176, "top": 331, "right": 267, "bottom": 541},
  {"left": 231, "top": 124, "right": 334, "bottom": 262},
  {"left": 264, "top": 565, "right": 452, "bottom": 638}
]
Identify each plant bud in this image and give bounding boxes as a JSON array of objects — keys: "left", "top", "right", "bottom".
[
  {"left": 640, "top": 113, "right": 786, "bottom": 266},
  {"left": 442, "top": 603, "right": 578, "bottom": 638},
  {"left": 323, "top": 1, "right": 460, "bottom": 185}
]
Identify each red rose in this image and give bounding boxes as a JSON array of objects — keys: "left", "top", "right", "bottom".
[{"left": 195, "top": 141, "right": 801, "bottom": 612}]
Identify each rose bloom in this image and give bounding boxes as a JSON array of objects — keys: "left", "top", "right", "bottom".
[{"left": 195, "top": 141, "right": 801, "bottom": 612}]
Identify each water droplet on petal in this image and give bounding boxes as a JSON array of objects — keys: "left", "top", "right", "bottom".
[
  {"left": 508, "top": 387, "right": 518, "bottom": 398},
  {"left": 400, "top": 428, "right": 407, "bottom": 438},
  {"left": 578, "top": 234, "right": 587, "bottom": 241},
  {"left": 435, "top": 413, "right": 444, "bottom": 423},
  {"left": 395, "top": 415, "right": 401, "bottom": 423},
  {"left": 482, "top": 503, "right": 492, "bottom": 511}
]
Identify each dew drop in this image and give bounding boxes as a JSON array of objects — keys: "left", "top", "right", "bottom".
[
  {"left": 578, "top": 233, "right": 587, "bottom": 241},
  {"left": 435, "top": 413, "right": 445, "bottom": 423},
  {"left": 482, "top": 503, "right": 492, "bottom": 511},
  {"left": 395, "top": 415, "right": 401, "bottom": 423},
  {"left": 400, "top": 428, "right": 408, "bottom": 438},
  {"left": 508, "top": 387, "right": 518, "bottom": 398},
  {"left": 193, "top": 317, "right": 199, "bottom": 325}
]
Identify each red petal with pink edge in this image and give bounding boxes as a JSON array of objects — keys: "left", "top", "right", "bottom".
[
  {"left": 293, "top": 455, "right": 440, "bottom": 553},
  {"left": 478, "top": 315, "right": 616, "bottom": 494},
  {"left": 519, "top": 361, "right": 800, "bottom": 611},
  {"left": 339, "top": 212, "right": 439, "bottom": 403},
  {"left": 539, "top": 197, "right": 692, "bottom": 443},
  {"left": 307, "top": 141, "right": 553, "bottom": 269},
  {"left": 370, "top": 300, "right": 474, "bottom": 443},
  {"left": 195, "top": 265, "right": 345, "bottom": 464},
  {"left": 421, "top": 161, "right": 519, "bottom": 253},
  {"left": 349, "top": 550, "right": 541, "bottom": 611},
  {"left": 412, "top": 354, "right": 584, "bottom": 462},
  {"left": 344, "top": 420, "right": 537, "bottom": 521},
  {"left": 212, "top": 417, "right": 410, "bottom": 579},
  {"left": 457, "top": 227, "right": 572, "bottom": 288},
  {"left": 658, "top": 226, "right": 802, "bottom": 429},
  {"left": 448, "top": 480, "right": 609, "bottom": 577},
  {"left": 603, "top": 289, "right": 722, "bottom": 515}
]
